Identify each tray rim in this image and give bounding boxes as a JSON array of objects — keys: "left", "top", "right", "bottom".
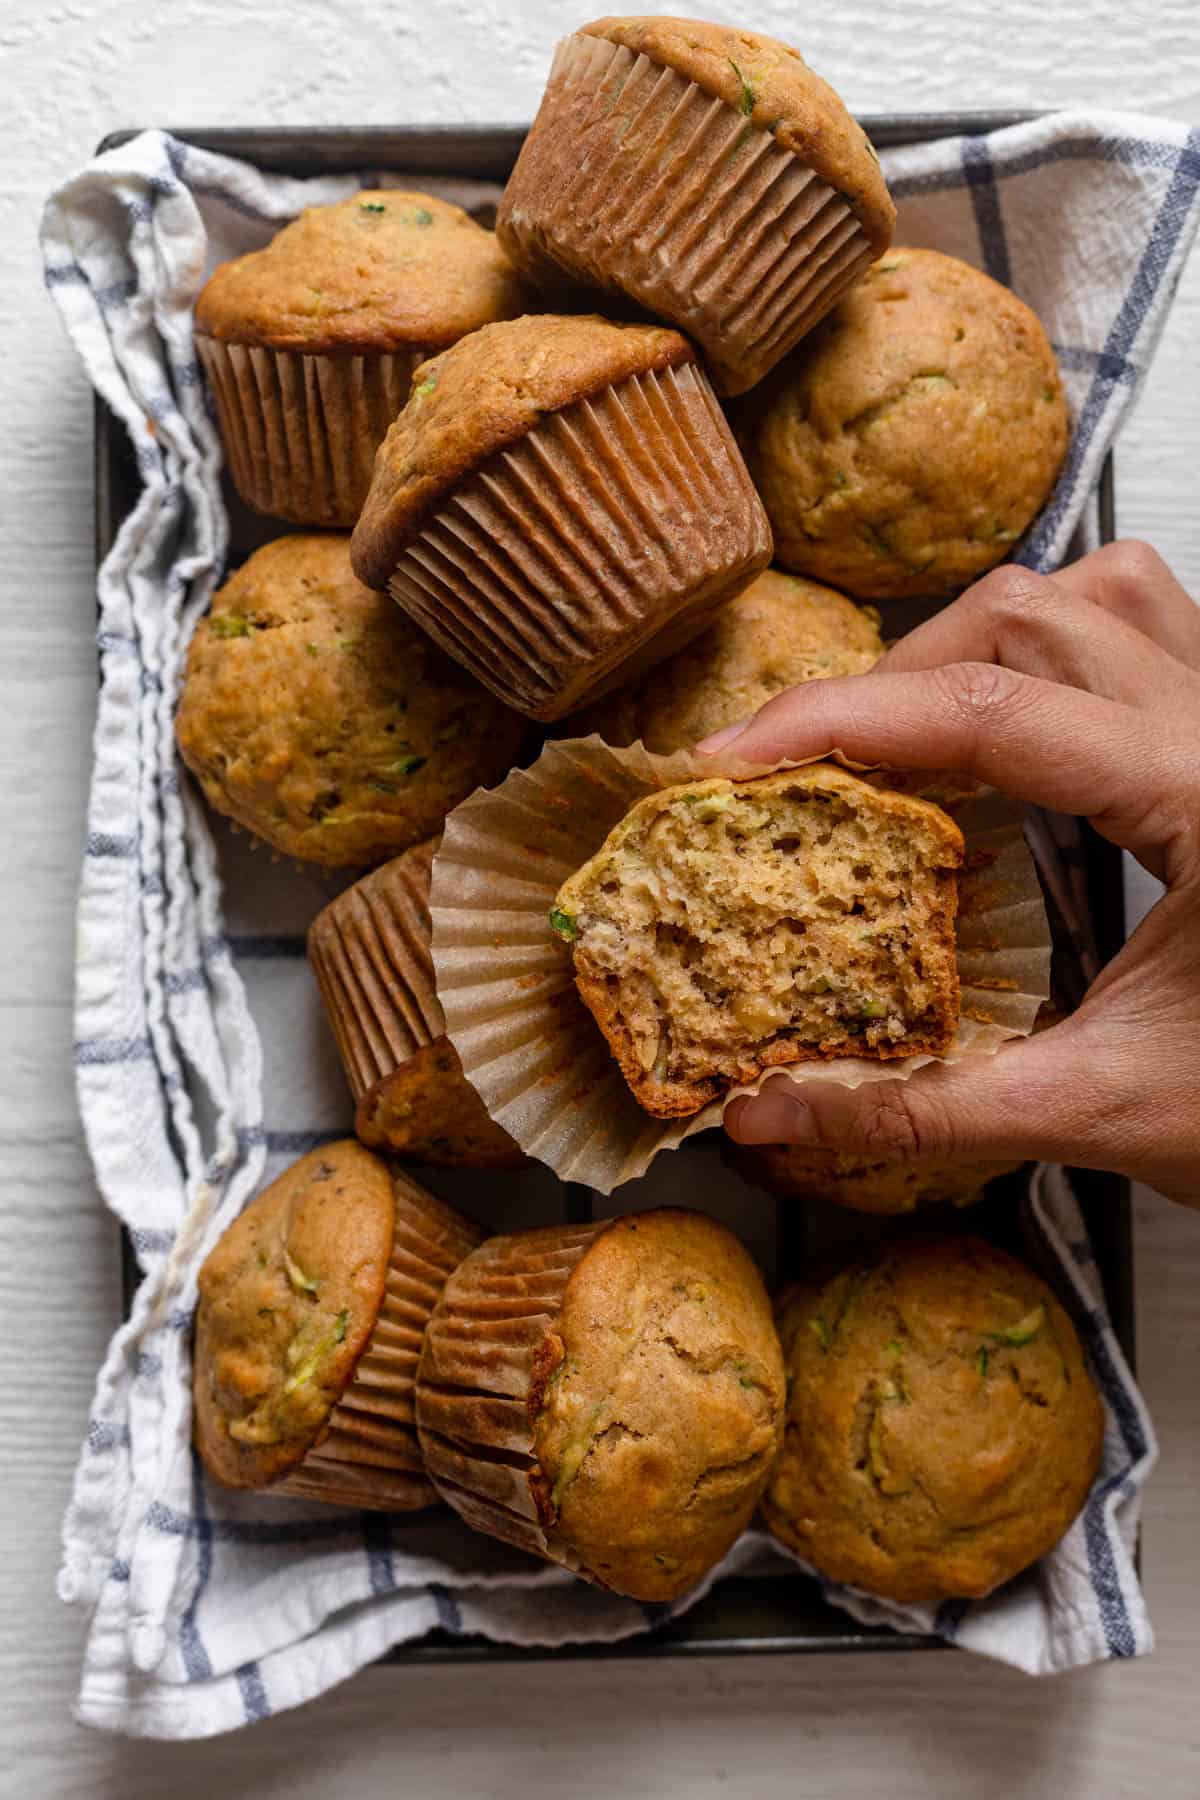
[{"left": 94, "top": 108, "right": 1132, "bottom": 1667}]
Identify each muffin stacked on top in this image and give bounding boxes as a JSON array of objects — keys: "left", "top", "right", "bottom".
[{"left": 180, "top": 15, "right": 1095, "bottom": 1615}]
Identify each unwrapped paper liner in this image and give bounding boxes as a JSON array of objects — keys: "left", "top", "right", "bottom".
[{"left": 430, "top": 736, "right": 1051, "bottom": 1193}]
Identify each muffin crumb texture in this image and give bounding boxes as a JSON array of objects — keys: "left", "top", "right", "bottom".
[
  {"left": 742, "top": 247, "right": 1069, "bottom": 599},
  {"left": 175, "top": 534, "right": 524, "bottom": 866},
  {"left": 193, "top": 1141, "right": 395, "bottom": 1489},
  {"left": 553, "top": 764, "right": 964, "bottom": 1116},
  {"left": 764, "top": 1237, "right": 1105, "bottom": 1603}
]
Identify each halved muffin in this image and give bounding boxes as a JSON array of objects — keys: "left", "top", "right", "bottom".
[{"left": 551, "top": 764, "right": 964, "bottom": 1116}]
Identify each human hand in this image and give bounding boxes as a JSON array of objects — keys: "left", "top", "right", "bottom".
[{"left": 703, "top": 542, "right": 1200, "bottom": 1208}]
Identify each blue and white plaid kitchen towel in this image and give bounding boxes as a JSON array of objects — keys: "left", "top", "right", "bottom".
[{"left": 41, "top": 110, "right": 1197, "bottom": 1738}]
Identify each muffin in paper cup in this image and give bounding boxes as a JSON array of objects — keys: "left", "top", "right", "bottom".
[
  {"left": 193, "top": 1142, "right": 483, "bottom": 1511},
  {"left": 496, "top": 20, "right": 895, "bottom": 395},
  {"left": 350, "top": 313, "right": 772, "bottom": 722},
  {"left": 427, "top": 737, "right": 1052, "bottom": 1194},
  {"left": 195, "top": 190, "right": 526, "bottom": 527},
  {"left": 415, "top": 1209, "right": 785, "bottom": 1600},
  {"left": 308, "top": 839, "right": 526, "bottom": 1169}
]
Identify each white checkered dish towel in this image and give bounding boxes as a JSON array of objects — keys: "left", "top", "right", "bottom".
[{"left": 41, "top": 112, "right": 1200, "bottom": 1738}]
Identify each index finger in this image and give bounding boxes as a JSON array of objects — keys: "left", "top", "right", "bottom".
[{"left": 697, "top": 661, "right": 1192, "bottom": 865}]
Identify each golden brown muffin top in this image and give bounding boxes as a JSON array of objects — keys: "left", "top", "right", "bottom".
[
  {"left": 193, "top": 1142, "right": 395, "bottom": 1488},
  {"left": 763, "top": 1237, "right": 1105, "bottom": 1603},
  {"left": 194, "top": 190, "right": 526, "bottom": 354},
  {"left": 530, "top": 1209, "right": 785, "bottom": 1600},
  {"left": 351, "top": 313, "right": 696, "bottom": 587},
  {"left": 175, "top": 535, "right": 524, "bottom": 867},
  {"left": 733, "top": 1143, "right": 1022, "bottom": 1214},
  {"left": 581, "top": 17, "right": 894, "bottom": 247},
  {"left": 567, "top": 570, "right": 882, "bottom": 752},
  {"left": 743, "top": 248, "right": 1069, "bottom": 601}
]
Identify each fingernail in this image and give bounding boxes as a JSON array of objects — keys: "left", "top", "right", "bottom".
[
  {"left": 697, "top": 716, "right": 752, "bottom": 755},
  {"left": 724, "top": 1087, "right": 815, "bottom": 1145}
]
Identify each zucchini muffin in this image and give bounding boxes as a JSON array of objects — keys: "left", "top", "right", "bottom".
[
  {"left": 551, "top": 764, "right": 964, "bottom": 1117},
  {"left": 416, "top": 1209, "right": 785, "bottom": 1601},
  {"left": 308, "top": 838, "right": 525, "bottom": 1168},
  {"left": 741, "top": 248, "right": 1069, "bottom": 599},
  {"left": 175, "top": 534, "right": 525, "bottom": 867},
  {"left": 764, "top": 1237, "right": 1105, "bottom": 1602},
  {"left": 193, "top": 1141, "right": 483, "bottom": 1510},
  {"left": 497, "top": 17, "right": 894, "bottom": 394},
  {"left": 351, "top": 313, "right": 772, "bottom": 721},
  {"left": 732, "top": 1143, "right": 1023, "bottom": 1214},
  {"left": 566, "top": 569, "right": 882, "bottom": 752},
  {"left": 195, "top": 190, "right": 525, "bottom": 527}
]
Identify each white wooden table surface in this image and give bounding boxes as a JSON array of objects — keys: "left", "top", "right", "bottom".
[{"left": 3, "top": 1, "right": 1198, "bottom": 1792}]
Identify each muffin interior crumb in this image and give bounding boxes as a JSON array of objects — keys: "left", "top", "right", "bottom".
[{"left": 554, "top": 767, "right": 963, "bottom": 1115}]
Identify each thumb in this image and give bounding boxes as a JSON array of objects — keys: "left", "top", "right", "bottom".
[{"left": 722, "top": 1029, "right": 1102, "bottom": 1170}]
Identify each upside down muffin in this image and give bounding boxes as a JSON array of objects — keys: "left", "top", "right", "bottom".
[{"left": 308, "top": 837, "right": 525, "bottom": 1167}]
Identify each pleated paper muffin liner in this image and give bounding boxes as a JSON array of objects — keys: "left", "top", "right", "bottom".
[
  {"left": 197, "top": 336, "right": 419, "bottom": 528},
  {"left": 498, "top": 33, "right": 878, "bottom": 396},
  {"left": 308, "top": 841, "right": 441, "bottom": 1104},
  {"left": 428, "top": 737, "right": 1052, "bottom": 1195},
  {"left": 415, "top": 1224, "right": 605, "bottom": 1572},
  {"left": 387, "top": 360, "right": 772, "bottom": 722},
  {"left": 308, "top": 840, "right": 526, "bottom": 1167},
  {"left": 276, "top": 1175, "right": 484, "bottom": 1512}
]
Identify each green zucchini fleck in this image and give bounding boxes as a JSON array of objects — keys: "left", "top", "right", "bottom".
[
  {"left": 283, "top": 1250, "right": 319, "bottom": 1297},
  {"left": 728, "top": 58, "right": 756, "bottom": 116},
  {"left": 986, "top": 1304, "right": 1045, "bottom": 1347},
  {"left": 209, "top": 614, "right": 251, "bottom": 639},
  {"left": 549, "top": 908, "right": 579, "bottom": 941}
]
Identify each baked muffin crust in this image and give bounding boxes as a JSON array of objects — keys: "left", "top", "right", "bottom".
[
  {"left": 351, "top": 313, "right": 695, "bottom": 588},
  {"left": 529, "top": 1210, "right": 784, "bottom": 1599},
  {"left": 195, "top": 190, "right": 525, "bottom": 354},
  {"left": 193, "top": 1142, "right": 394, "bottom": 1488},
  {"left": 176, "top": 534, "right": 524, "bottom": 866},
  {"left": 566, "top": 570, "right": 882, "bottom": 751},
  {"left": 733, "top": 1143, "right": 1023, "bottom": 1214},
  {"left": 764, "top": 1237, "right": 1105, "bottom": 1602},
  {"left": 742, "top": 248, "right": 1069, "bottom": 600}
]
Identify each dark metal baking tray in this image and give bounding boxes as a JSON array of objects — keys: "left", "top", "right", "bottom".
[{"left": 97, "top": 113, "right": 1132, "bottom": 1664}]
